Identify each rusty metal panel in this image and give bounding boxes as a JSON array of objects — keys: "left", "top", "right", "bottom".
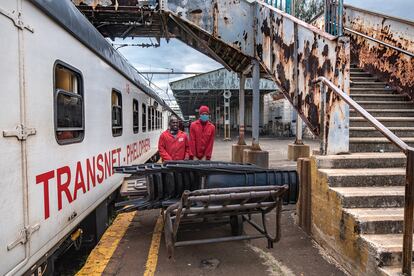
[
  {"left": 167, "top": 0, "right": 255, "bottom": 55},
  {"left": 257, "top": 2, "right": 350, "bottom": 154},
  {"left": 344, "top": 5, "right": 414, "bottom": 97}
]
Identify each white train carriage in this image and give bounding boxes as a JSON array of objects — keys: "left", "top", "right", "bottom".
[{"left": 0, "top": 0, "right": 173, "bottom": 274}]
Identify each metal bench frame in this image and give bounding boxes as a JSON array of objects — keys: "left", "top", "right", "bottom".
[{"left": 163, "top": 185, "right": 289, "bottom": 257}]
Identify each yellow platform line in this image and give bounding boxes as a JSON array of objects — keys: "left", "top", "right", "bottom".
[
  {"left": 144, "top": 214, "right": 164, "bottom": 276},
  {"left": 76, "top": 211, "right": 137, "bottom": 276}
]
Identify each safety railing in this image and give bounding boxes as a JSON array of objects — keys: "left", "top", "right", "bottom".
[
  {"left": 313, "top": 76, "right": 414, "bottom": 275},
  {"left": 344, "top": 27, "right": 414, "bottom": 58},
  {"left": 263, "top": 0, "right": 293, "bottom": 14},
  {"left": 324, "top": 0, "right": 343, "bottom": 36}
]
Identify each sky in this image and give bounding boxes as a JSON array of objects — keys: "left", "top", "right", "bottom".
[{"left": 116, "top": 0, "right": 414, "bottom": 106}]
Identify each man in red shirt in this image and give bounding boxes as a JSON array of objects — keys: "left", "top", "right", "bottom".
[
  {"left": 189, "top": 105, "right": 216, "bottom": 160},
  {"left": 158, "top": 116, "right": 190, "bottom": 161}
]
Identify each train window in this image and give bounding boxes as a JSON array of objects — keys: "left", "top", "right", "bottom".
[
  {"left": 154, "top": 109, "right": 157, "bottom": 130},
  {"left": 159, "top": 111, "right": 162, "bottom": 129},
  {"left": 148, "top": 107, "right": 153, "bottom": 131},
  {"left": 152, "top": 108, "right": 155, "bottom": 130},
  {"left": 112, "top": 89, "right": 123, "bottom": 137},
  {"left": 142, "top": 103, "right": 147, "bottom": 132},
  {"left": 133, "top": 99, "right": 139, "bottom": 133},
  {"left": 54, "top": 62, "right": 84, "bottom": 145}
]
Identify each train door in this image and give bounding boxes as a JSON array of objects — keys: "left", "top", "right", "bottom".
[{"left": 0, "top": 1, "right": 31, "bottom": 274}]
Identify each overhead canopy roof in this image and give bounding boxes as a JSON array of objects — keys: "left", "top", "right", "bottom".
[{"left": 170, "top": 68, "right": 278, "bottom": 118}]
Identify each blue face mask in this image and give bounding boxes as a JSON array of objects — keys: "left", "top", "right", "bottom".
[{"left": 200, "top": 114, "right": 209, "bottom": 122}]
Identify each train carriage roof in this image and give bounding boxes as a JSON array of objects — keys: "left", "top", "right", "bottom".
[{"left": 30, "top": 0, "right": 177, "bottom": 115}]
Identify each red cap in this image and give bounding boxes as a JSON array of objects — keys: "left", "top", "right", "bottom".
[{"left": 199, "top": 105, "right": 210, "bottom": 114}]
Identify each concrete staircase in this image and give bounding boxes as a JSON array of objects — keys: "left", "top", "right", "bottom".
[
  {"left": 349, "top": 64, "right": 414, "bottom": 152},
  {"left": 311, "top": 65, "right": 413, "bottom": 275}
]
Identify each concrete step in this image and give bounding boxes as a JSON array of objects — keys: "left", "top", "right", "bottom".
[
  {"left": 351, "top": 81, "right": 388, "bottom": 88},
  {"left": 350, "top": 94, "right": 407, "bottom": 102},
  {"left": 315, "top": 153, "right": 406, "bottom": 169},
  {"left": 351, "top": 71, "right": 373, "bottom": 77},
  {"left": 350, "top": 67, "right": 365, "bottom": 72},
  {"left": 351, "top": 76, "right": 380, "bottom": 82},
  {"left": 343, "top": 208, "right": 404, "bottom": 234},
  {"left": 350, "top": 117, "right": 414, "bottom": 127},
  {"left": 350, "top": 127, "right": 414, "bottom": 137},
  {"left": 380, "top": 264, "right": 414, "bottom": 276},
  {"left": 357, "top": 101, "right": 414, "bottom": 109},
  {"left": 350, "top": 109, "right": 414, "bottom": 117},
  {"left": 350, "top": 87, "right": 393, "bottom": 94},
  {"left": 360, "top": 234, "right": 414, "bottom": 267},
  {"left": 351, "top": 87, "right": 395, "bottom": 92},
  {"left": 330, "top": 186, "right": 404, "bottom": 208},
  {"left": 349, "top": 137, "right": 414, "bottom": 152},
  {"left": 319, "top": 168, "right": 405, "bottom": 187}
]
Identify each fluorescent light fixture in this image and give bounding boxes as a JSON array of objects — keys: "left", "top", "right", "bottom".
[{"left": 190, "top": 89, "right": 209, "bottom": 94}]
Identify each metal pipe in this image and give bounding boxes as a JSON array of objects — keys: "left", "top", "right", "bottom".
[
  {"left": 137, "top": 71, "right": 204, "bottom": 75},
  {"left": 174, "top": 234, "right": 265, "bottom": 247},
  {"left": 338, "top": 0, "right": 343, "bottom": 36},
  {"left": 402, "top": 147, "right": 414, "bottom": 275},
  {"left": 189, "top": 185, "right": 288, "bottom": 196},
  {"left": 183, "top": 202, "right": 276, "bottom": 213},
  {"left": 252, "top": 59, "right": 260, "bottom": 149},
  {"left": 188, "top": 190, "right": 282, "bottom": 203},
  {"left": 344, "top": 28, "right": 414, "bottom": 57},
  {"left": 6, "top": 0, "right": 31, "bottom": 274},
  {"left": 238, "top": 74, "right": 246, "bottom": 145},
  {"left": 313, "top": 77, "right": 409, "bottom": 153}
]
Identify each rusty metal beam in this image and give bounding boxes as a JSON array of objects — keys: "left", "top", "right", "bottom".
[
  {"left": 169, "top": 14, "right": 232, "bottom": 71},
  {"left": 159, "top": 12, "right": 170, "bottom": 42},
  {"left": 344, "top": 27, "right": 414, "bottom": 58}
]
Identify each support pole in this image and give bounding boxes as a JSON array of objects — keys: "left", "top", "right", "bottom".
[
  {"left": 238, "top": 74, "right": 246, "bottom": 145},
  {"left": 295, "top": 114, "right": 303, "bottom": 144},
  {"left": 287, "top": 4, "right": 310, "bottom": 160},
  {"left": 252, "top": 59, "right": 261, "bottom": 150},
  {"left": 232, "top": 74, "right": 250, "bottom": 162},
  {"left": 242, "top": 59, "right": 269, "bottom": 168}
]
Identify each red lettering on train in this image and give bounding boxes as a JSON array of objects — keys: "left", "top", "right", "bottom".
[
  {"left": 73, "top": 161, "right": 86, "bottom": 201},
  {"left": 36, "top": 170, "right": 55, "bottom": 219},
  {"left": 35, "top": 139, "right": 151, "bottom": 220},
  {"left": 86, "top": 157, "right": 96, "bottom": 191},
  {"left": 104, "top": 152, "right": 111, "bottom": 179},
  {"left": 57, "top": 166, "right": 73, "bottom": 210},
  {"left": 126, "top": 138, "right": 150, "bottom": 164},
  {"left": 96, "top": 154, "right": 104, "bottom": 184}
]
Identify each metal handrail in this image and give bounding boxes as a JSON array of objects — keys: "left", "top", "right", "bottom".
[
  {"left": 344, "top": 27, "right": 414, "bottom": 58},
  {"left": 313, "top": 76, "right": 414, "bottom": 275},
  {"left": 314, "top": 77, "right": 409, "bottom": 153}
]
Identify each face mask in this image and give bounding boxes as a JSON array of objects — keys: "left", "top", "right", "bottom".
[{"left": 200, "top": 114, "right": 209, "bottom": 122}]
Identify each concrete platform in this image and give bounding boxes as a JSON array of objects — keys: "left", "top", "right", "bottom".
[
  {"left": 231, "top": 144, "right": 251, "bottom": 163},
  {"left": 243, "top": 149, "right": 269, "bottom": 168},
  {"left": 77, "top": 138, "right": 348, "bottom": 276},
  {"left": 287, "top": 143, "right": 311, "bottom": 161}
]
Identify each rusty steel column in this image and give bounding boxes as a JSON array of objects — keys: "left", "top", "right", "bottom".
[
  {"left": 252, "top": 59, "right": 260, "bottom": 150},
  {"left": 242, "top": 59, "right": 268, "bottom": 167},
  {"left": 295, "top": 114, "right": 303, "bottom": 144},
  {"left": 402, "top": 148, "right": 414, "bottom": 275},
  {"left": 238, "top": 74, "right": 246, "bottom": 145}
]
